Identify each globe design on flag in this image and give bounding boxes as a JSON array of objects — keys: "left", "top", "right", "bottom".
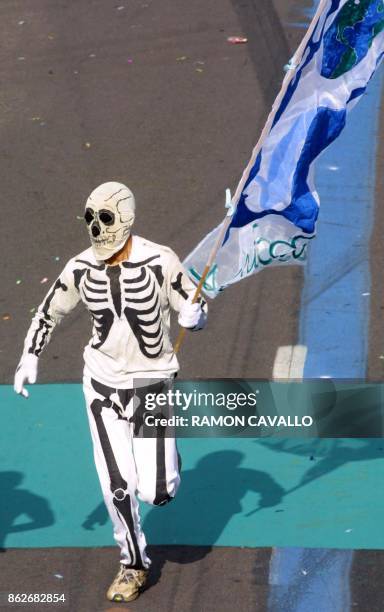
[{"left": 321, "top": 0, "right": 384, "bottom": 79}]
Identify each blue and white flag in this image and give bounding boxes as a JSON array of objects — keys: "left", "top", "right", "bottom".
[{"left": 184, "top": 0, "right": 384, "bottom": 298}]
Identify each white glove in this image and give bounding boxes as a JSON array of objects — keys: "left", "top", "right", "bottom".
[
  {"left": 178, "top": 298, "right": 207, "bottom": 330},
  {"left": 14, "top": 354, "right": 39, "bottom": 398}
]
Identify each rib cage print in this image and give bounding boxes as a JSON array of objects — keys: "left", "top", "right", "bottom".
[
  {"left": 22, "top": 237, "right": 201, "bottom": 379},
  {"left": 122, "top": 257, "right": 163, "bottom": 359},
  {"left": 76, "top": 255, "right": 164, "bottom": 358},
  {"left": 78, "top": 265, "right": 114, "bottom": 350}
]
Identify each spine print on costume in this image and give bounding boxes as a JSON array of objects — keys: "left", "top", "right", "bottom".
[{"left": 106, "top": 266, "right": 123, "bottom": 317}]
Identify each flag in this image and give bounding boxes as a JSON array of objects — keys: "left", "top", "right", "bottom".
[{"left": 184, "top": 0, "right": 384, "bottom": 298}]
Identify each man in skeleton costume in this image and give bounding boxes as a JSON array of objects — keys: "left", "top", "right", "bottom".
[{"left": 14, "top": 182, "right": 207, "bottom": 603}]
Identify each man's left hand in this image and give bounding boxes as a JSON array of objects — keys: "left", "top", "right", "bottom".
[{"left": 178, "top": 298, "right": 207, "bottom": 331}]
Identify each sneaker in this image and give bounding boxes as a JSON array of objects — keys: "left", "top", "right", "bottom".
[{"left": 106, "top": 565, "right": 148, "bottom": 602}]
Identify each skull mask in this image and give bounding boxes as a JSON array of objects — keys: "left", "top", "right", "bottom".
[{"left": 84, "top": 182, "right": 135, "bottom": 260}]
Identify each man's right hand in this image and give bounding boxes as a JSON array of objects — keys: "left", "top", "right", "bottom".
[{"left": 14, "top": 354, "right": 39, "bottom": 398}]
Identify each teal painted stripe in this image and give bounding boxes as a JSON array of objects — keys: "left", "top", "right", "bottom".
[{"left": 2, "top": 385, "right": 384, "bottom": 549}]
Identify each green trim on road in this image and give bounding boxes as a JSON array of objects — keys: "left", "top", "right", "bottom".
[{"left": 1, "top": 384, "right": 383, "bottom": 549}]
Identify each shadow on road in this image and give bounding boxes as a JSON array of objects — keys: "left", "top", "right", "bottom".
[
  {"left": 255, "top": 438, "right": 384, "bottom": 504},
  {"left": 82, "top": 450, "right": 284, "bottom": 589},
  {"left": 0, "top": 471, "right": 55, "bottom": 551}
]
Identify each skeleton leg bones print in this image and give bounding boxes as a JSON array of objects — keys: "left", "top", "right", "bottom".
[
  {"left": 83, "top": 375, "right": 180, "bottom": 569},
  {"left": 13, "top": 182, "right": 207, "bottom": 602}
]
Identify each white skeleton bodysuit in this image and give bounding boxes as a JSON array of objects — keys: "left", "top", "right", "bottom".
[{"left": 21, "top": 234, "right": 207, "bottom": 569}]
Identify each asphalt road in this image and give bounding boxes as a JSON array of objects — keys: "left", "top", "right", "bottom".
[
  {"left": 0, "top": 0, "right": 303, "bottom": 383},
  {"left": 1, "top": 547, "right": 384, "bottom": 612},
  {"left": 0, "top": 2, "right": 303, "bottom": 610},
  {"left": 1, "top": 1, "right": 384, "bottom": 612}
]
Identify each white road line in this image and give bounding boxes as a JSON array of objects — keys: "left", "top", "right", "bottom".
[{"left": 272, "top": 345, "right": 307, "bottom": 380}]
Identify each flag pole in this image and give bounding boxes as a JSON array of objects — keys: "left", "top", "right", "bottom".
[{"left": 174, "top": 0, "right": 328, "bottom": 354}]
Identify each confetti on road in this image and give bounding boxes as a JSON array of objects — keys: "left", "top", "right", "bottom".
[
  {"left": 16, "top": 279, "right": 22, "bottom": 285},
  {"left": 89, "top": 53, "right": 96, "bottom": 58},
  {"left": 83, "top": 142, "right": 91, "bottom": 149},
  {"left": 17, "top": 56, "right": 26, "bottom": 61},
  {"left": 176, "top": 56, "right": 187, "bottom": 62},
  {"left": 18, "top": 20, "right": 25, "bottom": 25},
  {"left": 40, "top": 277, "right": 48, "bottom": 284},
  {"left": 54, "top": 256, "right": 60, "bottom": 261},
  {"left": 127, "top": 58, "right": 133, "bottom": 63},
  {"left": 2, "top": 314, "right": 11, "bottom": 321},
  {"left": 116, "top": 5, "right": 125, "bottom": 10},
  {"left": 195, "top": 68, "right": 203, "bottom": 73},
  {"left": 48, "top": 34, "right": 55, "bottom": 40},
  {"left": 30, "top": 308, "right": 36, "bottom": 313},
  {"left": 227, "top": 36, "right": 248, "bottom": 44},
  {"left": 76, "top": 215, "right": 83, "bottom": 220},
  {"left": 54, "top": 574, "right": 63, "bottom": 579}
]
